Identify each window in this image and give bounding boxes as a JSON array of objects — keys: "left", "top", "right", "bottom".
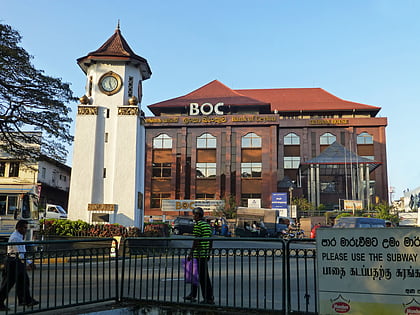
[
  {"left": 284, "top": 156, "right": 301, "bottom": 169},
  {"left": 321, "top": 182, "right": 336, "bottom": 193},
  {"left": 151, "top": 193, "right": 170, "bottom": 209},
  {"left": 362, "top": 156, "right": 374, "bottom": 161},
  {"left": 320, "top": 132, "right": 336, "bottom": 145},
  {"left": 8, "top": 162, "right": 19, "bottom": 177},
  {"left": 153, "top": 134, "right": 172, "bottom": 149},
  {"left": 197, "top": 133, "right": 216, "bottom": 148},
  {"left": 284, "top": 133, "right": 300, "bottom": 145},
  {"left": 357, "top": 132, "right": 373, "bottom": 144},
  {"left": 196, "top": 193, "right": 215, "bottom": 199},
  {"left": 41, "top": 167, "right": 46, "bottom": 179},
  {"left": 241, "top": 133, "right": 261, "bottom": 148},
  {"left": 241, "top": 162, "right": 262, "bottom": 178},
  {"left": 196, "top": 163, "right": 216, "bottom": 178},
  {"left": 152, "top": 163, "right": 171, "bottom": 177},
  {"left": 0, "top": 163, "right": 5, "bottom": 177}
]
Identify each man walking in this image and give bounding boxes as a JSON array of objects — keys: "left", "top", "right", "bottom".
[
  {"left": 184, "top": 207, "right": 214, "bottom": 304},
  {"left": 0, "top": 220, "right": 39, "bottom": 310}
]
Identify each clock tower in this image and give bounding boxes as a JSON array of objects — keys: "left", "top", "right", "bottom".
[{"left": 68, "top": 24, "right": 152, "bottom": 227}]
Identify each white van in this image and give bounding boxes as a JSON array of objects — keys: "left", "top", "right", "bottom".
[{"left": 40, "top": 204, "right": 68, "bottom": 219}]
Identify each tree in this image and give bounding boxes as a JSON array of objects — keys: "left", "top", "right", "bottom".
[
  {"left": 213, "top": 194, "right": 237, "bottom": 219},
  {"left": 0, "top": 23, "right": 75, "bottom": 163}
]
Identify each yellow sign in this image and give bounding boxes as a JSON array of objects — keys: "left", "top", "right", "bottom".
[{"left": 309, "top": 119, "right": 349, "bottom": 125}]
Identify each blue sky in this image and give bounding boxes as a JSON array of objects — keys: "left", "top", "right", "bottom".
[{"left": 2, "top": 0, "right": 420, "bottom": 200}]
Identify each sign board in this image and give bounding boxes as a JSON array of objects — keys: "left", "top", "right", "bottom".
[
  {"left": 161, "top": 199, "right": 224, "bottom": 212},
  {"left": 271, "top": 193, "right": 288, "bottom": 209},
  {"left": 343, "top": 200, "right": 363, "bottom": 211},
  {"left": 317, "top": 228, "right": 420, "bottom": 315},
  {"left": 247, "top": 199, "right": 261, "bottom": 208},
  {"left": 88, "top": 204, "right": 116, "bottom": 211}
]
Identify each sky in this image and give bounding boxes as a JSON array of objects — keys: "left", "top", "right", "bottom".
[{"left": 1, "top": 0, "right": 420, "bottom": 201}]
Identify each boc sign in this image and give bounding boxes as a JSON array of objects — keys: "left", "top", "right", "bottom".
[{"left": 189, "top": 102, "right": 224, "bottom": 115}]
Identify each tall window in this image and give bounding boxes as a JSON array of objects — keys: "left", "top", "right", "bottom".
[
  {"left": 197, "top": 133, "right": 216, "bottom": 148},
  {"left": 151, "top": 193, "right": 171, "bottom": 209},
  {"left": 320, "top": 132, "right": 336, "bottom": 145},
  {"left": 0, "top": 163, "right": 5, "bottom": 177},
  {"left": 357, "top": 132, "right": 373, "bottom": 144},
  {"left": 152, "top": 163, "right": 171, "bottom": 177},
  {"left": 241, "top": 133, "right": 262, "bottom": 148},
  {"left": 196, "top": 163, "right": 216, "bottom": 178},
  {"left": 8, "top": 162, "right": 19, "bottom": 177},
  {"left": 284, "top": 133, "right": 300, "bottom": 145},
  {"left": 284, "top": 157, "right": 301, "bottom": 169},
  {"left": 153, "top": 134, "right": 172, "bottom": 149},
  {"left": 241, "top": 162, "right": 262, "bottom": 178}
]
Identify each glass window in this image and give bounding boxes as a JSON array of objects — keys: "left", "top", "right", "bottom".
[
  {"left": 357, "top": 132, "right": 373, "bottom": 144},
  {"left": 321, "top": 182, "right": 336, "bottom": 193},
  {"left": 320, "top": 132, "right": 336, "bottom": 145},
  {"left": 8, "top": 162, "right": 19, "bottom": 177},
  {"left": 241, "top": 133, "right": 261, "bottom": 148},
  {"left": 152, "top": 163, "right": 171, "bottom": 177},
  {"left": 284, "top": 133, "right": 300, "bottom": 145},
  {"left": 196, "top": 163, "right": 216, "bottom": 178},
  {"left": 151, "top": 193, "right": 171, "bottom": 209},
  {"left": 0, "top": 163, "right": 5, "bottom": 177},
  {"left": 196, "top": 193, "right": 215, "bottom": 199},
  {"left": 362, "top": 156, "right": 374, "bottom": 160},
  {"left": 241, "top": 162, "right": 262, "bottom": 178},
  {"left": 197, "top": 133, "right": 216, "bottom": 148},
  {"left": 284, "top": 157, "right": 301, "bottom": 169},
  {"left": 153, "top": 134, "right": 172, "bottom": 149}
]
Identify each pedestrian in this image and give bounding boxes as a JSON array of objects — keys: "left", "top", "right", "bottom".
[
  {"left": 184, "top": 207, "right": 214, "bottom": 304},
  {"left": 0, "top": 220, "right": 39, "bottom": 310}
]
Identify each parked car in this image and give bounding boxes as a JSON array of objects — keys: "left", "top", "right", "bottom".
[
  {"left": 171, "top": 216, "right": 195, "bottom": 235},
  {"left": 333, "top": 217, "right": 386, "bottom": 228},
  {"left": 40, "top": 204, "right": 68, "bottom": 219},
  {"left": 310, "top": 224, "right": 331, "bottom": 238}
]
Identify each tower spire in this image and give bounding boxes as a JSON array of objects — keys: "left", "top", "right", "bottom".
[{"left": 117, "top": 19, "right": 120, "bottom": 30}]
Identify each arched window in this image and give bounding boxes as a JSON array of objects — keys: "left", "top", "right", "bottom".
[
  {"left": 284, "top": 133, "right": 300, "bottom": 145},
  {"left": 197, "top": 133, "right": 216, "bottom": 148},
  {"left": 357, "top": 132, "right": 373, "bottom": 144},
  {"left": 241, "top": 133, "right": 261, "bottom": 148},
  {"left": 153, "top": 134, "right": 172, "bottom": 149},
  {"left": 320, "top": 132, "right": 336, "bottom": 145}
]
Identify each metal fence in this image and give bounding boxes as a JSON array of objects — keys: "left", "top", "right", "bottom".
[
  {"left": 0, "top": 237, "right": 317, "bottom": 314},
  {"left": 120, "top": 237, "right": 317, "bottom": 314},
  {"left": 0, "top": 238, "right": 118, "bottom": 314}
]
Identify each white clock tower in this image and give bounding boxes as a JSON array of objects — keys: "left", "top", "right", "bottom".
[{"left": 68, "top": 24, "right": 151, "bottom": 227}]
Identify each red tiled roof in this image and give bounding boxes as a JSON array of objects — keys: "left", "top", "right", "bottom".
[
  {"left": 148, "top": 80, "right": 270, "bottom": 109},
  {"left": 77, "top": 26, "right": 151, "bottom": 78},
  {"left": 147, "top": 80, "right": 381, "bottom": 115},
  {"left": 236, "top": 88, "right": 380, "bottom": 112}
]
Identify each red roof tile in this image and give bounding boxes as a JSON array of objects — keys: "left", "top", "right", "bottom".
[
  {"left": 148, "top": 80, "right": 270, "bottom": 109},
  {"left": 236, "top": 88, "right": 380, "bottom": 112},
  {"left": 147, "top": 80, "right": 381, "bottom": 115}
]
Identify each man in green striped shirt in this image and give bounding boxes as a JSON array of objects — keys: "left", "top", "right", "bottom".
[{"left": 184, "top": 207, "right": 214, "bottom": 304}]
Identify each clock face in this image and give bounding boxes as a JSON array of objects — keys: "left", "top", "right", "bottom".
[{"left": 99, "top": 72, "right": 122, "bottom": 95}]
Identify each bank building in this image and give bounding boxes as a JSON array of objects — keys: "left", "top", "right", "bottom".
[{"left": 68, "top": 26, "right": 388, "bottom": 225}]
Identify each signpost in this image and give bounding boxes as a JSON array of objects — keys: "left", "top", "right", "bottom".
[
  {"left": 271, "top": 193, "right": 288, "bottom": 217},
  {"left": 317, "top": 228, "right": 420, "bottom": 315}
]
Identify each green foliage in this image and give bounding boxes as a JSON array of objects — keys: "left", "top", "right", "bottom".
[
  {"left": 293, "top": 197, "right": 314, "bottom": 212},
  {"left": 214, "top": 194, "right": 237, "bottom": 219},
  {"left": 39, "top": 219, "right": 141, "bottom": 237},
  {"left": 373, "top": 202, "right": 399, "bottom": 223},
  {"left": 335, "top": 212, "right": 353, "bottom": 220},
  {"left": 0, "top": 23, "right": 75, "bottom": 162}
]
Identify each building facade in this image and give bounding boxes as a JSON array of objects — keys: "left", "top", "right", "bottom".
[{"left": 144, "top": 80, "right": 388, "bottom": 218}]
